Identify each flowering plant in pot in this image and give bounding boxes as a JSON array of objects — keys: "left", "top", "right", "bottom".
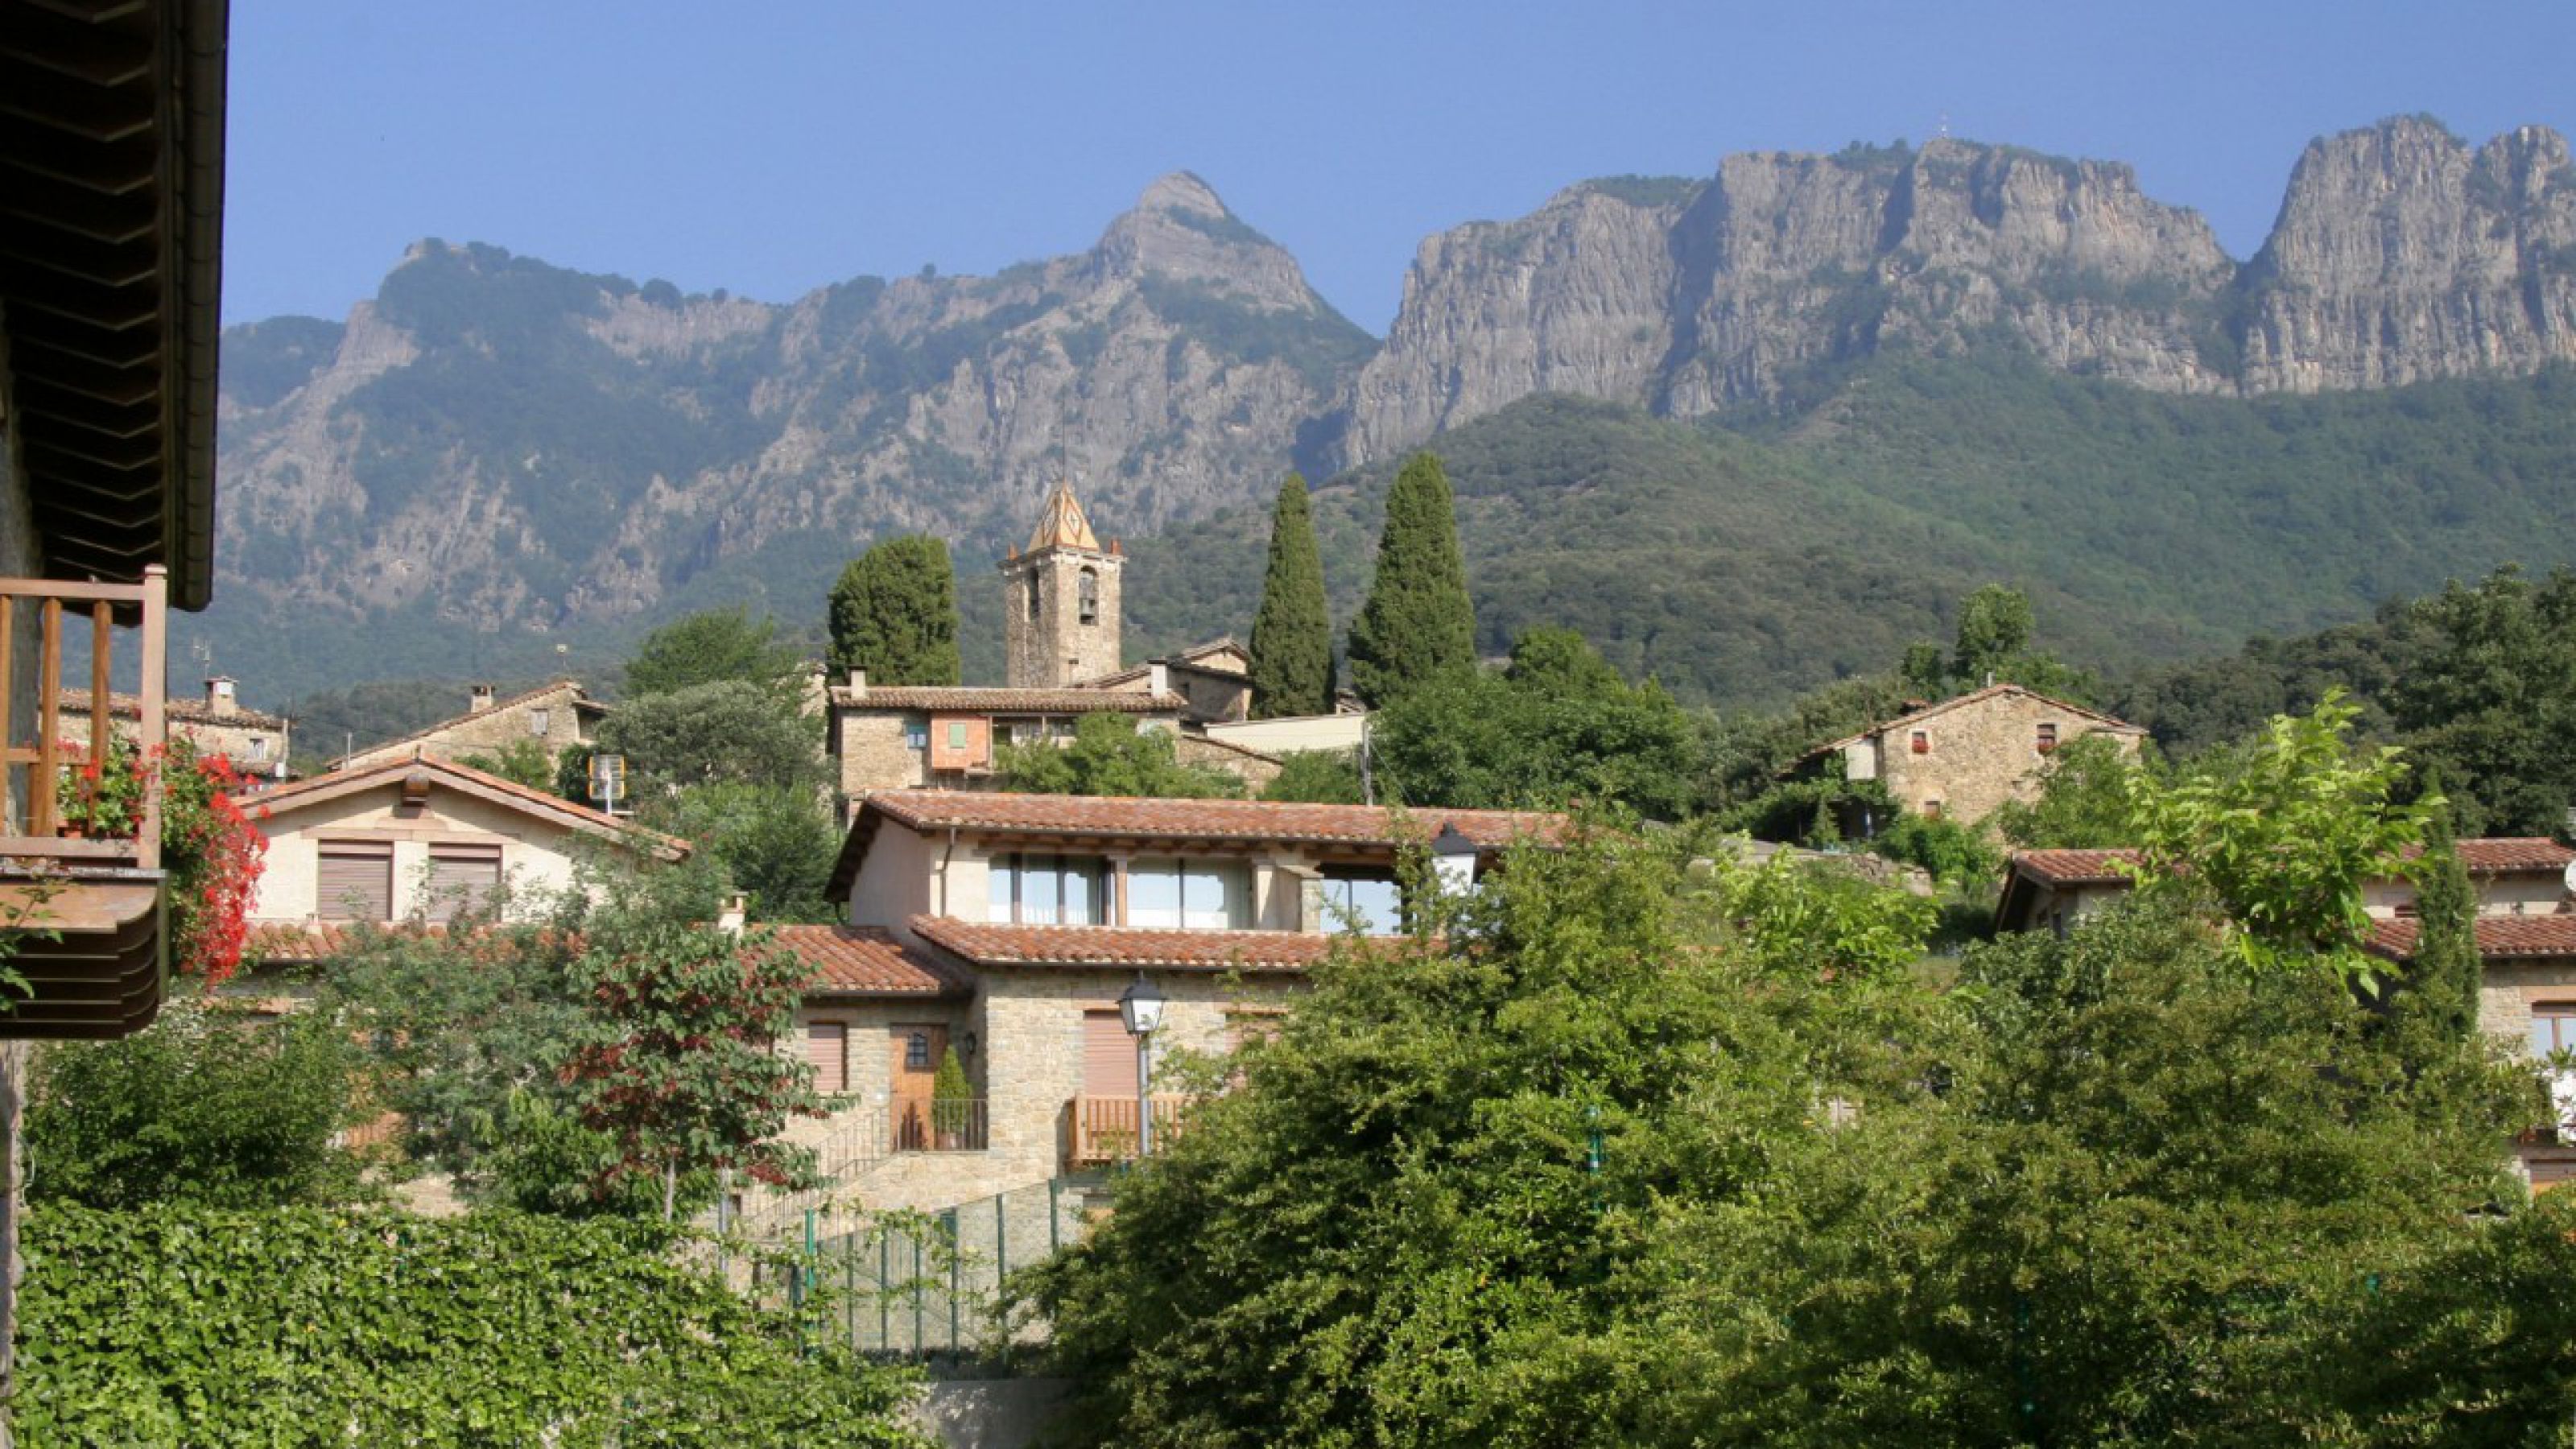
[{"left": 56, "top": 736, "right": 147, "bottom": 838}]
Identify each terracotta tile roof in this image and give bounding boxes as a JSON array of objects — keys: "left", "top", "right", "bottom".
[
  {"left": 1024, "top": 482, "right": 1102, "bottom": 551},
  {"left": 2438, "top": 838, "right": 2576, "bottom": 875},
  {"left": 753, "top": 924, "right": 964, "bottom": 997},
  {"left": 257, "top": 753, "right": 689, "bottom": 859},
  {"left": 56, "top": 688, "right": 290, "bottom": 732},
  {"left": 911, "top": 915, "right": 1344, "bottom": 972},
  {"left": 2009, "top": 848, "right": 2147, "bottom": 886},
  {"left": 1812, "top": 683, "right": 2146, "bottom": 758},
  {"left": 830, "top": 686, "right": 1185, "bottom": 714},
  {"left": 862, "top": 791, "right": 1566, "bottom": 850},
  {"left": 2368, "top": 914, "right": 2576, "bottom": 963}
]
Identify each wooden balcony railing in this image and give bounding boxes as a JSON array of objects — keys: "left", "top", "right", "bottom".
[
  {"left": 0, "top": 567, "right": 166, "bottom": 868},
  {"left": 1064, "top": 1093, "right": 1189, "bottom": 1171}
]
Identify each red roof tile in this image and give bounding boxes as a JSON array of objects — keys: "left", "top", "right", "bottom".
[
  {"left": 2444, "top": 839, "right": 2576, "bottom": 875},
  {"left": 57, "top": 687, "right": 290, "bottom": 731},
  {"left": 1813, "top": 684, "right": 2147, "bottom": 758},
  {"left": 2010, "top": 848, "right": 2146, "bottom": 886},
  {"left": 2368, "top": 914, "right": 2576, "bottom": 963},
  {"left": 830, "top": 686, "right": 1186, "bottom": 714},
  {"left": 754, "top": 925, "right": 963, "bottom": 997},
  {"left": 861, "top": 791, "right": 1566, "bottom": 850},
  {"left": 259, "top": 753, "right": 688, "bottom": 859},
  {"left": 911, "top": 915, "right": 1346, "bottom": 972}
]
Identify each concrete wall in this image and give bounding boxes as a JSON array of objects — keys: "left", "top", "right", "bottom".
[
  {"left": 1877, "top": 696, "right": 2140, "bottom": 828},
  {"left": 854, "top": 826, "right": 947, "bottom": 939},
  {"left": 342, "top": 683, "right": 594, "bottom": 771},
  {"left": 1203, "top": 712, "right": 1368, "bottom": 755},
  {"left": 251, "top": 782, "right": 594, "bottom": 922}
]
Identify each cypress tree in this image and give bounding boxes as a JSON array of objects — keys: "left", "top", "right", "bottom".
[
  {"left": 827, "top": 535, "right": 960, "bottom": 686},
  {"left": 1247, "top": 473, "right": 1335, "bottom": 718},
  {"left": 2403, "top": 780, "right": 2483, "bottom": 1043},
  {"left": 1346, "top": 452, "right": 1475, "bottom": 707}
]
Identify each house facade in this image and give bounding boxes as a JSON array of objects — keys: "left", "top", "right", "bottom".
[
  {"left": 56, "top": 675, "right": 291, "bottom": 781},
  {"left": 245, "top": 753, "right": 686, "bottom": 935},
  {"left": 753, "top": 791, "right": 1564, "bottom": 1215},
  {"left": 338, "top": 680, "right": 607, "bottom": 775},
  {"left": 1808, "top": 684, "right": 2148, "bottom": 828}
]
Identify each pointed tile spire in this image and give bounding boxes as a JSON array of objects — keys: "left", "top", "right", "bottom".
[{"left": 1028, "top": 482, "right": 1101, "bottom": 552}]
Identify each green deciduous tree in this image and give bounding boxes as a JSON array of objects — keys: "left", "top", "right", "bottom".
[
  {"left": 624, "top": 606, "right": 808, "bottom": 700},
  {"left": 2128, "top": 690, "right": 2436, "bottom": 982},
  {"left": 1247, "top": 473, "right": 1335, "bottom": 718},
  {"left": 27, "top": 998, "right": 362, "bottom": 1210},
  {"left": 563, "top": 918, "right": 823, "bottom": 1218},
  {"left": 1988, "top": 731, "right": 2153, "bottom": 848},
  {"left": 1259, "top": 749, "right": 1367, "bottom": 804},
  {"left": 2388, "top": 564, "right": 2576, "bottom": 838},
  {"left": 1951, "top": 583, "right": 2035, "bottom": 683},
  {"left": 1345, "top": 452, "right": 1475, "bottom": 707},
  {"left": 993, "top": 713, "right": 1242, "bottom": 799},
  {"left": 651, "top": 780, "right": 841, "bottom": 923},
  {"left": 828, "top": 535, "right": 961, "bottom": 687},
  {"left": 460, "top": 736, "right": 560, "bottom": 791},
  {"left": 590, "top": 679, "right": 825, "bottom": 794}
]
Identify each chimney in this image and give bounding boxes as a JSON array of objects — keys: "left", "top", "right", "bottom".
[
  {"left": 468, "top": 683, "right": 496, "bottom": 714},
  {"left": 1148, "top": 662, "right": 1170, "bottom": 697},
  {"left": 204, "top": 675, "right": 237, "bottom": 716},
  {"left": 718, "top": 893, "right": 749, "bottom": 938},
  {"left": 846, "top": 668, "right": 868, "bottom": 698}
]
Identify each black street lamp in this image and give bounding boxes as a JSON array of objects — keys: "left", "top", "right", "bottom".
[{"left": 1117, "top": 972, "right": 1167, "bottom": 1157}]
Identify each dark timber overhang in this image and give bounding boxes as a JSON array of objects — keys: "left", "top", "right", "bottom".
[{"left": 1, "top": 0, "right": 229, "bottom": 611}]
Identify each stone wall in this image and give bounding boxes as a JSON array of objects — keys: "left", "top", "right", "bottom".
[
  {"left": 2479, "top": 962, "right": 2576, "bottom": 1050},
  {"left": 1001, "top": 548, "right": 1122, "bottom": 688},
  {"left": 342, "top": 683, "right": 595, "bottom": 771},
  {"left": 1876, "top": 695, "right": 2140, "bottom": 828}
]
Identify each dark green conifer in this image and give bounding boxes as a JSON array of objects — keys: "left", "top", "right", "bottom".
[
  {"left": 1247, "top": 473, "right": 1335, "bottom": 718},
  {"left": 827, "top": 535, "right": 960, "bottom": 686},
  {"left": 1345, "top": 452, "right": 1475, "bottom": 707},
  {"left": 2403, "top": 778, "right": 2482, "bottom": 1043}
]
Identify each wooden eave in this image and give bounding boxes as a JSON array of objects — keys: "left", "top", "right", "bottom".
[{"left": 0, "top": 0, "right": 228, "bottom": 611}]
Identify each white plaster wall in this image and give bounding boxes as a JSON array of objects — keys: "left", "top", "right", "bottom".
[
  {"left": 848, "top": 826, "right": 944, "bottom": 936},
  {"left": 251, "top": 783, "right": 595, "bottom": 923},
  {"left": 1200, "top": 714, "right": 1368, "bottom": 754}
]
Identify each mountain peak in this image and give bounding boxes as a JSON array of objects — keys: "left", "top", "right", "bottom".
[{"left": 1136, "top": 171, "right": 1229, "bottom": 220}]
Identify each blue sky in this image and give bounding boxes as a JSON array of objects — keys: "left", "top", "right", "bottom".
[{"left": 223, "top": 0, "right": 2576, "bottom": 333}]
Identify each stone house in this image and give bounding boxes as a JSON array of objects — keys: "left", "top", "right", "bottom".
[
  {"left": 243, "top": 753, "right": 687, "bottom": 935},
  {"left": 1804, "top": 684, "right": 2147, "bottom": 830},
  {"left": 1998, "top": 837, "right": 2576, "bottom": 1184},
  {"left": 55, "top": 675, "right": 292, "bottom": 782},
  {"left": 826, "top": 486, "right": 1287, "bottom": 813},
  {"left": 338, "top": 679, "right": 607, "bottom": 775},
  {"left": 753, "top": 790, "right": 1564, "bottom": 1215}
]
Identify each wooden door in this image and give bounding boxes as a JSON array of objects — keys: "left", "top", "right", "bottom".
[{"left": 888, "top": 1024, "right": 947, "bottom": 1151}]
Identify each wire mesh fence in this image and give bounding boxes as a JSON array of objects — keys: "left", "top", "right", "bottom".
[{"left": 749, "top": 1176, "right": 1097, "bottom": 1357}]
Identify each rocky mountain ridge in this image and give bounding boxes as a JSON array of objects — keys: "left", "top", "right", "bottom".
[{"left": 208, "top": 117, "right": 2576, "bottom": 687}]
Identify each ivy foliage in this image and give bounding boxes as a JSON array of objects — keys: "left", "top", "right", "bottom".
[{"left": 15, "top": 1205, "right": 928, "bottom": 1447}]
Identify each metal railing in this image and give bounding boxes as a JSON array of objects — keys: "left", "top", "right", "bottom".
[
  {"left": 890, "top": 1096, "right": 989, "bottom": 1154},
  {"left": 1063, "top": 1093, "right": 1188, "bottom": 1170},
  {"left": 0, "top": 568, "right": 167, "bottom": 866}
]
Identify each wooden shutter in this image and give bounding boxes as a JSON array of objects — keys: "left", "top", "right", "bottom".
[
  {"left": 423, "top": 843, "right": 502, "bottom": 923},
  {"left": 316, "top": 842, "right": 393, "bottom": 921},
  {"left": 806, "top": 1022, "right": 848, "bottom": 1094},
  {"left": 1082, "top": 1009, "right": 1137, "bottom": 1098}
]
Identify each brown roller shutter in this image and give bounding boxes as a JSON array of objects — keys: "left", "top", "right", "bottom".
[
  {"left": 316, "top": 842, "right": 393, "bottom": 922},
  {"left": 806, "top": 1022, "right": 848, "bottom": 1095},
  {"left": 1082, "top": 1009, "right": 1137, "bottom": 1098},
  {"left": 423, "top": 843, "right": 502, "bottom": 923}
]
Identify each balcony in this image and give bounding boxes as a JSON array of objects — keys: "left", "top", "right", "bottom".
[
  {"left": 0, "top": 569, "right": 171, "bottom": 1039},
  {"left": 1063, "top": 1094, "right": 1189, "bottom": 1171},
  {"left": 889, "top": 1097, "right": 989, "bottom": 1154}
]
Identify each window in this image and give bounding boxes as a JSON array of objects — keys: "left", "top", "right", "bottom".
[
  {"left": 1909, "top": 729, "right": 1930, "bottom": 754},
  {"left": 905, "top": 720, "right": 929, "bottom": 750},
  {"left": 2530, "top": 1005, "right": 2576, "bottom": 1060},
  {"left": 1129, "top": 857, "right": 1250, "bottom": 931},
  {"left": 905, "top": 1030, "right": 933, "bottom": 1071},
  {"left": 423, "top": 842, "right": 503, "bottom": 923},
  {"left": 316, "top": 841, "right": 393, "bottom": 921},
  {"left": 1083, "top": 1010, "right": 1138, "bottom": 1097},
  {"left": 2036, "top": 721, "right": 2058, "bottom": 753},
  {"left": 947, "top": 721, "right": 969, "bottom": 750},
  {"left": 1025, "top": 572, "right": 1041, "bottom": 621},
  {"left": 807, "top": 1022, "right": 848, "bottom": 1095},
  {"left": 1922, "top": 800, "right": 1944, "bottom": 821},
  {"left": 247, "top": 736, "right": 270, "bottom": 762},
  {"left": 989, "top": 852, "right": 1107, "bottom": 925},
  {"left": 529, "top": 707, "right": 551, "bottom": 737},
  {"left": 1078, "top": 568, "right": 1100, "bottom": 625},
  {"left": 1318, "top": 868, "right": 1404, "bottom": 935}
]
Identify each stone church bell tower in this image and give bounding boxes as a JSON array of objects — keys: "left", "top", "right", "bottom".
[{"left": 1000, "top": 484, "right": 1123, "bottom": 687}]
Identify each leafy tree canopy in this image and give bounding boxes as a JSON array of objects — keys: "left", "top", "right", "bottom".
[
  {"left": 828, "top": 534, "right": 961, "bottom": 687},
  {"left": 1260, "top": 749, "right": 1368, "bottom": 805},
  {"left": 624, "top": 606, "right": 808, "bottom": 700},
  {"left": 589, "top": 679, "right": 825, "bottom": 795},
  {"left": 1988, "top": 731, "right": 2157, "bottom": 849},
  {"left": 993, "top": 713, "right": 1243, "bottom": 799}
]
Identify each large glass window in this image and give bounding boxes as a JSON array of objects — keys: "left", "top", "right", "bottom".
[
  {"left": 1129, "top": 857, "right": 1251, "bottom": 930},
  {"left": 1319, "top": 868, "right": 1404, "bottom": 935},
  {"left": 989, "top": 852, "right": 1105, "bottom": 926}
]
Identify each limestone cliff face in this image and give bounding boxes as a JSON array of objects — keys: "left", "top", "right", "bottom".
[
  {"left": 2239, "top": 118, "right": 2576, "bottom": 392},
  {"left": 214, "top": 174, "right": 1370, "bottom": 630},
  {"left": 1348, "top": 121, "right": 2576, "bottom": 462}
]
